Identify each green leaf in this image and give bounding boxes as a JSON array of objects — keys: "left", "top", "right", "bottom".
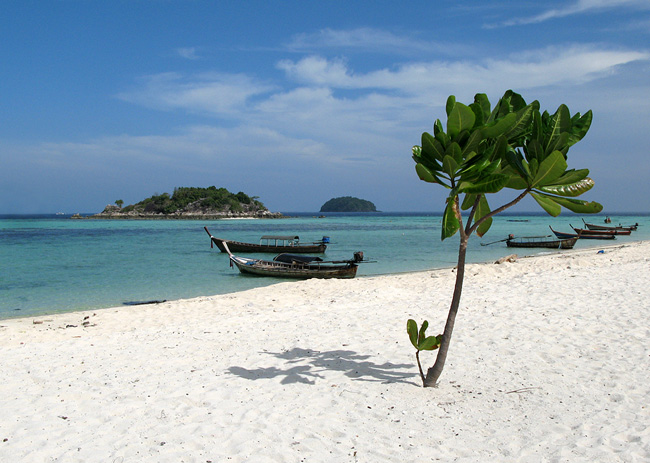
[
  {"left": 503, "top": 103, "right": 535, "bottom": 141},
  {"left": 461, "top": 193, "right": 477, "bottom": 211},
  {"left": 460, "top": 128, "right": 484, "bottom": 158},
  {"left": 419, "top": 336, "right": 441, "bottom": 351},
  {"left": 505, "top": 150, "right": 531, "bottom": 180},
  {"left": 545, "top": 132, "right": 570, "bottom": 157},
  {"left": 475, "top": 195, "right": 492, "bottom": 237},
  {"left": 489, "top": 134, "right": 509, "bottom": 162},
  {"left": 418, "top": 320, "right": 429, "bottom": 345},
  {"left": 435, "top": 129, "right": 450, "bottom": 148},
  {"left": 532, "top": 150, "right": 567, "bottom": 187},
  {"left": 545, "top": 104, "right": 571, "bottom": 154},
  {"left": 445, "top": 142, "right": 463, "bottom": 164},
  {"left": 524, "top": 138, "right": 543, "bottom": 163},
  {"left": 568, "top": 110, "right": 592, "bottom": 146},
  {"left": 447, "top": 102, "right": 476, "bottom": 139},
  {"left": 474, "top": 93, "right": 491, "bottom": 121},
  {"left": 407, "top": 319, "right": 419, "bottom": 350},
  {"left": 533, "top": 192, "right": 603, "bottom": 214},
  {"left": 538, "top": 177, "right": 595, "bottom": 197},
  {"left": 553, "top": 168, "right": 589, "bottom": 185},
  {"left": 433, "top": 119, "right": 444, "bottom": 137},
  {"left": 469, "top": 102, "right": 485, "bottom": 128},
  {"left": 505, "top": 90, "right": 528, "bottom": 111},
  {"left": 415, "top": 163, "right": 447, "bottom": 186},
  {"left": 441, "top": 198, "right": 460, "bottom": 240},
  {"left": 505, "top": 175, "right": 529, "bottom": 190},
  {"left": 442, "top": 155, "right": 459, "bottom": 178},
  {"left": 459, "top": 156, "right": 490, "bottom": 178},
  {"left": 422, "top": 132, "right": 445, "bottom": 162},
  {"left": 459, "top": 173, "right": 509, "bottom": 194},
  {"left": 530, "top": 191, "right": 561, "bottom": 217},
  {"left": 482, "top": 112, "right": 517, "bottom": 138},
  {"left": 414, "top": 144, "right": 444, "bottom": 173},
  {"left": 446, "top": 95, "right": 456, "bottom": 117},
  {"left": 530, "top": 109, "right": 543, "bottom": 144}
]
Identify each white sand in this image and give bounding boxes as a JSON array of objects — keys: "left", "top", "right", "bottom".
[{"left": 1, "top": 241, "right": 649, "bottom": 462}]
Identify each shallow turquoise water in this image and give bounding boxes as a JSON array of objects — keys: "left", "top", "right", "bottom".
[{"left": 1, "top": 212, "right": 647, "bottom": 319}]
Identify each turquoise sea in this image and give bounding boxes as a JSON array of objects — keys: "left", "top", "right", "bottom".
[{"left": 1, "top": 212, "right": 648, "bottom": 320}]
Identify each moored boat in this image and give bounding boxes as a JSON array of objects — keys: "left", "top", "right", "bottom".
[
  {"left": 582, "top": 219, "right": 638, "bottom": 232},
  {"left": 220, "top": 241, "right": 362, "bottom": 279},
  {"left": 204, "top": 227, "right": 328, "bottom": 253},
  {"left": 571, "top": 225, "right": 630, "bottom": 236},
  {"left": 549, "top": 226, "right": 616, "bottom": 240},
  {"left": 506, "top": 235, "right": 578, "bottom": 249}
]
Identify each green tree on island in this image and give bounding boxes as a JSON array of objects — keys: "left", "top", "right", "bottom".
[
  {"left": 407, "top": 90, "right": 602, "bottom": 387},
  {"left": 115, "top": 199, "right": 124, "bottom": 209}
]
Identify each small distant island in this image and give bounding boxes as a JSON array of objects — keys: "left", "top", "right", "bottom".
[
  {"left": 84, "top": 187, "right": 284, "bottom": 219},
  {"left": 320, "top": 196, "right": 377, "bottom": 212}
]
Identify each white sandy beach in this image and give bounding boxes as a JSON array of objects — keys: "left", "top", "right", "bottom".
[{"left": 1, "top": 241, "right": 649, "bottom": 462}]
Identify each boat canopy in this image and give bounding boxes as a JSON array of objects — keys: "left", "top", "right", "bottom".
[
  {"left": 260, "top": 235, "right": 300, "bottom": 241},
  {"left": 273, "top": 254, "right": 323, "bottom": 264},
  {"left": 260, "top": 235, "right": 300, "bottom": 245}
]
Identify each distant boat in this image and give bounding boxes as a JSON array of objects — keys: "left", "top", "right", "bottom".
[
  {"left": 549, "top": 226, "right": 615, "bottom": 240},
  {"left": 220, "top": 241, "right": 362, "bottom": 279},
  {"left": 571, "top": 225, "right": 630, "bottom": 236},
  {"left": 582, "top": 219, "right": 638, "bottom": 232},
  {"left": 204, "top": 227, "right": 328, "bottom": 253}
]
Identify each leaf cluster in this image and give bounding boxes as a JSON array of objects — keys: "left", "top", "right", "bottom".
[
  {"left": 412, "top": 90, "right": 603, "bottom": 240},
  {"left": 407, "top": 319, "right": 442, "bottom": 351}
]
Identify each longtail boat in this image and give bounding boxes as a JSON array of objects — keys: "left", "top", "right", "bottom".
[
  {"left": 581, "top": 219, "right": 638, "bottom": 232},
  {"left": 204, "top": 227, "right": 328, "bottom": 253},
  {"left": 571, "top": 225, "right": 630, "bottom": 236},
  {"left": 506, "top": 235, "right": 578, "bottom": 249},
  {"left": 549, "top": 226, "right": 615, "bottom": 240},
  {"left": 220, "top": 241, "right": 362, "bottom": 279}
]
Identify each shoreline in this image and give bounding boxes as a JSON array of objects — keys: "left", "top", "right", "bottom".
[
  {"left": 1, "top": 240, "right": 648, "bottom": 461},
  {"left": 2, "top": 238, "right": 645, "bottom": 323}
]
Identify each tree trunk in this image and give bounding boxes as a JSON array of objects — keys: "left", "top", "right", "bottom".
[{"left": 423, "top": 235, "right": 468, "bottom": 387}]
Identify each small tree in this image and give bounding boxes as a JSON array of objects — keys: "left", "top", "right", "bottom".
[
  {"left": 115, "top": 199, "right": 124, "bottom": 209},
  {"left": 408, "top": 90, "right": 603, "bottom": 387}
]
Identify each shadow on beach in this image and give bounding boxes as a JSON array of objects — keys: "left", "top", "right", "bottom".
[{"left": 228, "top": 347, "right": 417, "bottom": 386}]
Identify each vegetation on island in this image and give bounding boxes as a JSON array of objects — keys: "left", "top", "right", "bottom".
[
  {"left": 94, "top": 186, "right": 280, "bottom": 218},
  {"left": 407, "top": 90, "right": 602, "bottom": 387},
  {"left": 320, "top": 196, "right": 377, "bottom": 212}
]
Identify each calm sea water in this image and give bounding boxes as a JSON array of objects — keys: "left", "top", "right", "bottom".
[{"left": 1, "top": 212, "right": 647, "bottom": 320}]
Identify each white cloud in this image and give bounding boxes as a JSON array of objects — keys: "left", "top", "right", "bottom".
[
  {"left": 277, "top": 56, "right": 354, "bottom": 87},
  {"left": 175, "top": 47, "right": 200, "bottom": 60},
  {"left": 285, "top": 27, "right": 459, "bottom": 56},
  {"left": 117, "top": 72, "right": 276, "bottom": 116},
  {"left": 276, "top": 46, "right": 649, "bottom": 96},
  {"left": 492, "top": 0, "right": 650, "bottom": 27}
]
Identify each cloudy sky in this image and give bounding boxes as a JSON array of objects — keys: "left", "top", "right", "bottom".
[{"left": 1, "top": 1, "right": 649, "bottom": 213}]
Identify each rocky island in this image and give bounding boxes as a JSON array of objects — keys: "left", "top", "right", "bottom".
[
  {"left": 86, "top": 187, "right": 284, "bottom": 219},
  {"left": 320, "top": 196, "right": 377, "bottom": 212}
]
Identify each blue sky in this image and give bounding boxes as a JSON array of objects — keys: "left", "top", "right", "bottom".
[{"left": 1, "top": 1, "right": 649, "bottom": 213}]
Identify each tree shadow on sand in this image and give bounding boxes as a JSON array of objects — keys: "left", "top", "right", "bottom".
[{"left": 228, "top": 348, "right": 417, "bottom": 386}]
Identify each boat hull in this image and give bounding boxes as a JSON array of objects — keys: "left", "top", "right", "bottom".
[
  {"left": 231, "top": 256, "right": 357, "bottom": 279},
  {"left": 506, "top": 237, "right": 577, "bottom": 249},
  {"left": 550, "top": 227, "right": 616, "bottom": 240},
  {"left": 571, "top": 227, "right": 628, "bottom": 237}
]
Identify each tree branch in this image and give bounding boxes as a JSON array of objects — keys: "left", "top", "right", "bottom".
[
  {"left": 465, "top": 194, "right": 481, "bottom": 236},
  {"left": 468, "top": 189, "right": 531, "bottom": 236}
]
